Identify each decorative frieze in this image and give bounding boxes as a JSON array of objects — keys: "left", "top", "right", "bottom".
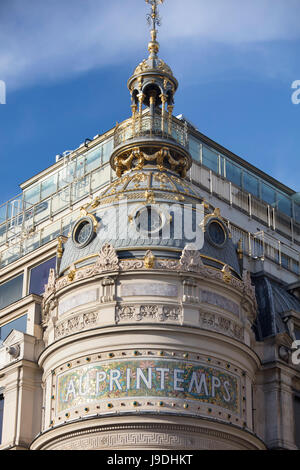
[
  {"left": 158, "top": 306, "right": 182, "bottom": 322},
  {"left": 116, "top": 304, "right": 181, "bottom": 323},
  {"left": 138, "top": 305, "right": 158, "bottom": 320},
  {"left": 199, "top": 311, "right": 243, "bottom": 341},
  {"left": 55, "top": 311, "right": 99, "bottom": 339},
  {"left": 47, "top": 426, "right": 243, "bottom": 450},
  {"left": 116, "top": 305, "right": 135, "bottom": 321},
  {"left": 119, "top": 259, "right": 144, "bottom": 271},
  {"left": 43, "top": 243, "right": 257, "bottom": 323}
]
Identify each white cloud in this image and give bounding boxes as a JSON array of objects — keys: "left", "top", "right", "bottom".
[
  {"left": 160, "top": 0, "right": 300, "bottom": 43},
  {"left": 0, "top": 0, "right": 299, "bottom": 90}
]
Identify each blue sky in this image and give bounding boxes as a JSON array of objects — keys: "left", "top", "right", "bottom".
[{"left": 0, "top": 0, "right": 300, "bottom": 205}]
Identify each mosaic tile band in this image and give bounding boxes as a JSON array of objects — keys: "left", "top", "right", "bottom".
[{"left": 56, "top": 358, "right": 240, "bottom": 414}]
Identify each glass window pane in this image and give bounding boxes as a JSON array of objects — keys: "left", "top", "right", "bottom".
[
  {"left": 72, "top": 175, "right": 90, "bottom": 201},
  {"left": 294, "top": 203, "right": 300, "bottom": 224},
  {"left": 292, "top": 259, "right": 299, "bottom": 275},
  {"left": 277, "top": 193, "right": 292, "bottom": 217},
  {"left": 24, "top": 184, "right": 40, "bottom": 205},
  {"left": 0, "top": 222, "right": 6, "bottom": 246},
  {"left": 189, "top": 137, "right": 201, "bottom": 162},
  {"left": 91, "top": 165, "right": 110, "bottom": 192},
  {"left": 101, "top": 139, "right": 114, "bottom": 163},
  {"left": 61, "top": 212, "right": 78, "bottom": 238},
  {"left": 261, "top": 183, "right": 276, "bottom": 206},
  {"left": 34, "top": 201, "right": 50, "bottom": 224},
  {"left": 243, "top": 172, "right": 259, "bottom": 198},
  {"left": 226, "top": 161, "right": 242, "bottom": 187},
  {"left": 281, "top": 253, "right": 289, "bottom": 269},
  {"left": 52, "top": 187, "right": 70, "bottom": 214},
  {"left": 0, "top": 204, "right": 7, "bottom": 224},
  {"left": 0, "top": 314, "right": 27, "bottom": 343},
  {"left": 86, "top": 148, "right": 101, "bottom": 173},
  {"left": 220, "top": 156, "right": 226, "bottom": 177},
  {"left": 0, "top": 274, "right": 23, "bottom": 310},
  {"left": 41, "top": 174, "right": 58, "bottom": 200},
  {"left": 29, "top": 257, "right": 56, "bottom": 296},
  {"left": 22, "top": 232, "right": 40, "bottom": 256},
  {"left": 41, "top": 221, "right": 61, "bottom": 247},
  {"left": 75, "top": 155, "right": 85, "bottom": 179},
  {"left": 58, "top": 161, "right": 76, "bottom": 189},
  {"left": 202, "top": 146, "right": 218, "bottom": 173}
]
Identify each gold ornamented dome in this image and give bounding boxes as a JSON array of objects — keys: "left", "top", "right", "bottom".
[{"left": 127, "top": 0, "right": 178, "bottom": 109}]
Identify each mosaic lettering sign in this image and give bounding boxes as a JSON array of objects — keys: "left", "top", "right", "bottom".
[{"left": 56, "top": 358, "right": 240, "bottom": 414}]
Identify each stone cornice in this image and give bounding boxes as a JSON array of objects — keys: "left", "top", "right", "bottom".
[
  {"left": 43, "top": 244, "right": 257, "bottom": 322},
  {"left": 30, "top": 415, "right": 266, "bottom": 450}
]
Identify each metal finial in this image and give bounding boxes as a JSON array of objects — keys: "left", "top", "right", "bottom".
[
  {"left": 146, "top": 0, "right": 164, "bottom": 29},
  {"left": 145, "top": 0, "right": 164, "bottom": 58}
]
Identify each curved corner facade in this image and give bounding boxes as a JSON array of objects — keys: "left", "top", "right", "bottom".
[
  {"left": 31, "top": 239, "right": 263, "bottom": 450},
  {"left": 0, "top": 0, "right": 300, "bottom": 452}
]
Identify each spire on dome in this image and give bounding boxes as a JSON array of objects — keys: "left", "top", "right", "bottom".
[
  {"left": 145, "top": 0, "right": 164, "bottom": 59},
  {"left": 109, "top": 0, "right": 192, "bottom": 180},
  {"left": 128, "top": 0, "right": 177, "bottom": 114}
]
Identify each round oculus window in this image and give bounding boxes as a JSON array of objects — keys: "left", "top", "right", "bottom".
[
  {"left": 134, "top": 206, "right": 163, "bottom": 235},
  {"left": 206, "top": 219, "right": 227, "bottom": 248},
  {"left": 72, "top": 217, "right": 95, "bottom": 248}
]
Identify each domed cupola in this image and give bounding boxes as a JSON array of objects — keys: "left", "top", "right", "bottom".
[
  {"left": 127, "top": 0, "right": 178, "bottom": 112},
  {"left": 110, "top": 0, "right": 192, "bottom": 179}
]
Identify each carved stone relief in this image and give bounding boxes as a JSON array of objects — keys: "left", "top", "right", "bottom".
[
  {"left": 199, "top": 311, "right": 243, "bottom": 341},
  {"left": 116, "top": 305, "right": 182, "bottom": 324},
  {"left": 55, "top": 311, "right": 99, "bottom": 339}
]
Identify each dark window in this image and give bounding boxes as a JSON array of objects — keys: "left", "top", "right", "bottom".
[
  {"left": 261, "top": 183, "right": 276, "bottom": 206},
  {"left": 226, "top": 161, "right": 242, "bottom": 187},
  {"left": 277, "top": 193, "right": 292, "bottom": 217},
  {"left": 294, "top": 397, "right": 300, "bottom": 449},
  {"left": 0, "top": 274, "right": 23, "bottom": 310},
  {"left": 29, "top": 257, "right": 56, "bottom": 296},
  {"left": 189, "top": 137, "right": 201, "bottom": 162},
  {"left": 207, "top": 221, "right": 226, "bottom": 247},
  {"left": 292, "top": 260, "right": 300, "bottom": 275},
  {"left": 0, "top": 394, "right": 3, "bottom": 444},
  {"left": 202, "top": 146, "right": 219, "bottom": 174},
  {"left": 281, "top": 253, "right": 289, "bottom": 269},
  {"left": 0, "top": 315, "right": 27, "bottom": 343},
  {"left": 294, "top": 203, "right": 300, "bottom": 224},
  {"left": 243, "top": 172, "right": 259, "bottom": 198}
]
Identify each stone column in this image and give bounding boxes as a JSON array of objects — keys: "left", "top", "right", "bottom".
[
  {"left": 131, "top": 103, "right": 137, "bottom": 137},
  {"left": 149, "top": 91, "right": 157, "bottom": 137},
  {"left": 138, "top": 93, "right": 145, "bottom": 133},
  {"left": 167, "top": 104, "right": 174, "bottom": 135},
  {"left": 160, "top": 94, "right": 167, "bottom": 135}
]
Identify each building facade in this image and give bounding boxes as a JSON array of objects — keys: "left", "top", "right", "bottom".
[{"left": 0, "top": 1, "right": 300, "bottom": 451}]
